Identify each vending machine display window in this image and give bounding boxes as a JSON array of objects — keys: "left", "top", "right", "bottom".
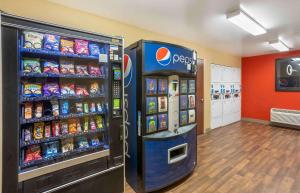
[
  {"left": 158, "top": 79, "right": 168, "bottom": 94},
  {"left": 146, "top": 115, "right": 158, "bottom": 133},
  {"left": 146, "top": 97, "right": 157, "bottom": 114},
  {"left": 180, "top": 80, "right": 188, "bottom": 94},
  {"left": 189, "top": 80, "right": 196, "bottom": 93},
  {"left": 158, "top": 114, "right": 168, "bottom": 130},
  {"left": 146, "top": 78, "right": 157, "bottom": 95},
  {"left": 180, "top": 111, "right": 188, "bottom": 126},
  {"left": 188, "top": 95, "right": 196, "bottom": 109},
  {"left": 188, "top": 109, "right": 196, "bottom": 123},
  {"left": 180, "top": 95, "right": 188, "bottom": 110},
  {"left": 158, "top": 96, "right": 168, "bottom": 112}
]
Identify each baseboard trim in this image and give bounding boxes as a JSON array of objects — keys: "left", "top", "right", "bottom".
[{"left": 242, "top": 117, "right": 270, "bottom": 125}]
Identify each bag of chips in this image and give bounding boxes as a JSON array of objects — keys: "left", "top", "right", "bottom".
[
  {"left": 76, "top": 85, "right": 89, "bottom": 96},
  {"left": 90, "top": 102, "right": 96, "bottom": 113},
  {"left": 52, "top": 121, "right": 60, "bottom": 136},
  {"left": 43, "top": 34, "right": 60, "bottom": 51},
  {"left": 43, "top": 141, "right": 59, "bottom": 158},
  {"left": 43, "top": 83, "right": 60, "bottom": 96},
  {"left": 89, "top": 43, "right": 100, "bottom": 56},
  {"left": 23, "top": 83, "right": 42, "bottom": 97},
  {"left": 43, "top": 61, "right": 60, "bottom": 74},
  {"left": 44, "top": 123, "right": 52, "bottom": 138},
  {"left": 89, "top": 65, "right": 101, "bottom": 76},
  {"left": 60, "top": 100, "right": 69, "bottom": 115},
  {"left": 75, "top": 102, "right": 83, "bottom": 113},
  {"left": 23, "top": 126, "right": 32, "bottom": 142},
  {"left": 90, "top": 118, "right": 97, "bottom": 131},
  {"left": 75, "top": 65, "right": 89, "bottom": 75},
  {"left": 60, "top": 38, "right": 74, "bottom": 54},
  {"left": 90, "top": 82, "right": 100, "bottom": 94},
  {"left": 34, "top": 102, "right": 43, "bottom": 118},
  {"left": 23, "top": 58, "right": 41, "bottom": 73},
  {"left": 75, "top": 39, "right": 89, "bottom": 55},
  {"left": 84, "top": 102, "right": 89, "bottom": 113},
  {"left": 95, "top": 116, "right": 104, "bottom": 129},
  {"left": 60, "top": 59, "right": 75, "bottom": 74},
  {"left": 61, "top": 138, "right": 74, "bottom": 153},
  {"left": 90, "top": 136, "right": 100, "bottom": 146},
  {"left": 24, "top": 145, "right": 42, "bottom": 163},
  {"left": 51, "top": 100, "right": 59, "bottom": 117},
  {"left": 77, "top": 121, "right": 82, "bottom": 133},
  {"left": 60, "top": 83, "right": 75, "bottom": 96},
  {"left": 68, "top": 119, "right": 77, "bottom": 134},
  {"left": 24, "top": 102, "right": 33, "bottom": 119},
  {"left": 61, "top": 121, "right": 68, "bottom": 135},
  {"left": 23, "top": 31, "right": 43, "bottom": 49},
  {"left": 77, "top": 136, "right": 89, "bottom": 149},
  {"left": 83, "top": 117, "right": 89, "bottom": 132},
  {"left": 33, "top": 122, "right": 44, "bottom": 140}
]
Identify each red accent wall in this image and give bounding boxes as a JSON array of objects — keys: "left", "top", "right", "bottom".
[{"left": 242, "top": 50, "right": 300, "bottom": 121}]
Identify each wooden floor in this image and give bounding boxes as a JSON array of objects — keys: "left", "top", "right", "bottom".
[{"left": 125, "top": 121, "right": 300, "bottom": 193}]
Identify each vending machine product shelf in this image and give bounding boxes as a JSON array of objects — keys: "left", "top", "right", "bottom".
[
  {"left": 125, "top": 40, "right": 198, "bottom": 192},
  {"left": 1, "top": 13, "right": 124, "bottom": 193}
]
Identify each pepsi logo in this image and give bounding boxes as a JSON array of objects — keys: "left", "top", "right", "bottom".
[
  {"left": 156, "top": 47, "right": 171, "bottom": 66},
  {"left": 124, "top": 54, "right": 132, "bottom": 88}
]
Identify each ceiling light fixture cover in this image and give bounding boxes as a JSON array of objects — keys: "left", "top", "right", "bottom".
[
  {"left": 269, "top": 40, "right": 290, "bottom": 52},
  {"left": 227, "top": 9, "right": 267, "bottom": 36}
]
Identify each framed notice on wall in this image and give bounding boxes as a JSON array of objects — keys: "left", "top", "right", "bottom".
[{"left": 276, "top": 57, "right": 300, "bottom": 91}]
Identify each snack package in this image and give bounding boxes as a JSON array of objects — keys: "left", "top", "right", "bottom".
[
  {"left": 75, "top": 39, "right": 89, "bottom": 55},
  {"left": 83, "top": 117, "right": 89, "bottom": 132},
  {"left": 52, "top": 121, "right": 60, "bottom": 136},
  {"left": 77, "top": 136, "right": 89, "bottom": 149},
  {"left": 60, "top": 59, "right": 75, "bottom": 74},
  {"left": 89, "top": 43, "right": 100, "bottom": 56},
  {"left": 43, "top": 141, "right": 59, "bottom": 158},
  {"left": 75, "top": 65, "right": 89, "bottom": 75},
  {"left": 33, "top": 122, "right": 44, "bottom": 140},
  {"left": 97, "top": 103, "right": 104, "bottom": 113},
  {"left": 60, "top": 38, "right": 74, "bottom": 54},
  {"left": 43, "top": 61, "right": 60, "bottom": 74},
  {"left": 68, "top": 119, "right": 77, "bottom": 134},
  {"left": 61, "top": 138, "right": 74, "bottom": 153},
  {"left": 60, "top": 101, "right": 69, "bottom": 115},
  {"left": 89, "top": 65, "right": 101, "bottom": 76},
  {"left": 60, "top": 83, "right": 75, "bottom": 96},
  {"left": 90, "top": 102, "right": 96, "bottom": 113},
  {"left": 43, "top": 34, "right": 60, "bottom": 51},
  {"left": 75, "top": 102, "right": 83, "bottom": 113},
  {"left": 77, "top": 121, "right": 82, "bottom": 133},
  {"left": 83, "top": 102, "right": 89, "bottom": 113},
  {"left": 23, "top": 58, "right": 41, "bottom": 73},
  {"left": 90, "top": 137, "right": 100, "bottom": 146},
  {"left": 76, "top": 85, "right": 89, "bottom": 96},
  {"left": 34, "top": 102, "right": 43, "bottom": 118},
  {"left": 23, "top": 31, "right": 43, "bottom": 49},
  {"left": 51, "top": 100, "right": 59, "bottom": 117},
  {"left": 24, "top": 145, "right": 42, "bottom": 163},
  {"left": 95, "top": 116, "right": 103, "bottom": 129},
  {"left": 24, "top": 102, "right": 33, "bottom": 119},
  {"left": 23, "top": 126, "right": 32, "bottom": 142},
  {"left": 61, "top": 121, "right": 68, "bottom": 135},
  {"left": 44, "top": 123, "right": 52, "bottom": 138},
  {"left": 90, "top": 82, "right": 100, "bottom": 94},
  {"left": 23, "top": 83, "right": 42, "bottom": 97},
  {"left": 90, "top": 118, "right": 97, "bottom": 131},
  {"left": 43, "top": 83, "right": 60, "bottom": 96}
]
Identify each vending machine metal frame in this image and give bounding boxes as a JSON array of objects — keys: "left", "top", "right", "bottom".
[{"left": 1, "top": 12, "right": 124, "bottom": 193}]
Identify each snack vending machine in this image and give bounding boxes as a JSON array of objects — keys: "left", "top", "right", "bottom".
[
  {"left": 1, "top": 13, "right": 124, "bottom": 193},
  {"left": 125, "top": 40, "right": 198, "bottom": 192}
]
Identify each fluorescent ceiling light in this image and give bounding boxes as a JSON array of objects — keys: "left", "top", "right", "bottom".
[
  {"left": 269, "top": 40, "right": 289, "bottom": 52},
  {"left": 227, "top": 9, "right": 267, "bottom": 36}
]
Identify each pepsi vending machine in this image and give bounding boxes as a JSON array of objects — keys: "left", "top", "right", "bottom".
[{"left": 125, "top": 40, "right": 198, "bottom": 192}]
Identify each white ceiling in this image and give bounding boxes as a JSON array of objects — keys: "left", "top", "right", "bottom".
[{"left": 48, "top": 0, "right": 300, "bottom": 57}]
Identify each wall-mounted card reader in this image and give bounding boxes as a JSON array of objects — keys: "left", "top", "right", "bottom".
[{"left": 168, "top": 143, "right": 188, "bottom": 164}]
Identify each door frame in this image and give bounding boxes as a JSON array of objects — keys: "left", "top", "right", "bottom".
[{"left": 196, "top": 58, "right": 204, "bottom": 135}]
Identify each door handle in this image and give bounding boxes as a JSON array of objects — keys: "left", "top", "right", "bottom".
[{"left": 201, "top": 98, "right": 204, "bottom": 103}]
